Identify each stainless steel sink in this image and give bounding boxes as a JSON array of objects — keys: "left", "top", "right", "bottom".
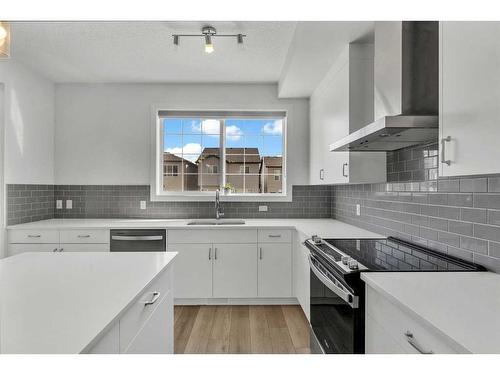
[{"left": 187, "top": 219, "right": 246, "bottom": 226}]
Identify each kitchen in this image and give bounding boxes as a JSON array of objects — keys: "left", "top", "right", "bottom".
[{"left": 0, "top": 1, "right": 500, "bottom": 372}]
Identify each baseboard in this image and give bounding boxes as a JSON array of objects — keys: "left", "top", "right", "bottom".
[{"left": 175, "top": 297, "right": 299, "bottom": 305}]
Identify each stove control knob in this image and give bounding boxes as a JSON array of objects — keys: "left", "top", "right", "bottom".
[
  {"left": 341, "top": 256, "right": 351, "bottom": 265},
  {"left": 348, "top": 260, "right": 359, "bottom": 270}
]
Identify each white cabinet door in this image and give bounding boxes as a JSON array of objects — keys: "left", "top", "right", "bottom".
[
  {"left": 124, "top": 291, "right": 173, "bottom": 354},
  {"left": 258, "top": 243, "right": 292, "bottom": 298},
  {"left": 440, "top": 21, "right": 500, "bottom": 176},
  {"left": 167, "top": 244, "right": 212, "bottom": 299},
  {"left": 212, "top": 243, "right": 257, "bottom": 298},
  {"left": 293, "top": 233, "right": 310, "bottom": 321},
  {"left": 8, "top": 243, "right": 59, "bottom": 256}
]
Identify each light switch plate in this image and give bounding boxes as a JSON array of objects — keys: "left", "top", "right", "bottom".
[
  {"left": 66, "top": 200, "right": 72, "bottom": 210},
  {"left": 258, "top": 205, "right": 268, "bottom": 212},
  {"left": 140, "top": 201, "right": 147, "bottom": 210},
  {"left": 56, "top": 200, "right": 63, "bottom": 209},
  {"left": 356, "top": 204, "right": 361, "bottom": 216}
]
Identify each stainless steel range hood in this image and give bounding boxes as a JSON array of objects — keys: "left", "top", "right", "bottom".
[{"left": 330, "top": 21, "right": 439, "bottom": 152}]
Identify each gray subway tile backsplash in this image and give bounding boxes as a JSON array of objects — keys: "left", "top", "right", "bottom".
[{"left": 331, "top": 142, "right": 500, "bottom": 271}]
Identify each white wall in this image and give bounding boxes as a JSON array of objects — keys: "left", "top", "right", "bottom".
[
  {"left": 0, "top": 60, "right": 55, "bottom": 184},
  {"left": 55, "top": 83, "right": 309, "bottom": 187}
]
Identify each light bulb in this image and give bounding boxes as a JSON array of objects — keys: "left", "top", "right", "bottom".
[
  {"left": 204, "top": 35, "right": 214, "bottom": 54},
  {"left": 0, "top": 24, "right": 7, "bottom": 40},
  {"left": 205, "top": 43, "right": 214, "bottom": 54}
]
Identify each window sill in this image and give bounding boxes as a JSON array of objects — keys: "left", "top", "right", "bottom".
[{"left": 150, "top": 189, "right": 291, "bottom": 202}]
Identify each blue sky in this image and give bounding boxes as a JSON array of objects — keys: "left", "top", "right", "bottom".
[{"left": 163, "top": 118, "right": 283, "bottom": 162}]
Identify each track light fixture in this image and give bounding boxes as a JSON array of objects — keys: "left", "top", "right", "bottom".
[{"left": 172, "top": 26, "right": 246, "bottom": 54}]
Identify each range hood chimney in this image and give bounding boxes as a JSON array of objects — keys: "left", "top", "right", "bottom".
[{"left": 330, "top": 21, "right": 439, "bottom": 152}]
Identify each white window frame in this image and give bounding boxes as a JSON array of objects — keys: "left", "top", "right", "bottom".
[{"left": 150, "top": 107, "right": 289, "bottom": 202}]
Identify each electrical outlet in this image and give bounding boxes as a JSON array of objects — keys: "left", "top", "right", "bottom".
[
  {"left": 258, "top": 205, "right": 268, "bottom": 212},
  {"left": 356, "top": 204, "right": 361, "bottom": 216},
  {"left": 140, "top": 201, "right": 147, "bottom": 210},
  {"left": 66, "top": 200, "right": 72, "bottom": 210},
  {"left": 56, "top": 200, "right": 63, "bottom": 209}
]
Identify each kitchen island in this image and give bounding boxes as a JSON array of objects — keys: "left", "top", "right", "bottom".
[{"left": 0, "top": 251, "right": 176, "bottom": 354}]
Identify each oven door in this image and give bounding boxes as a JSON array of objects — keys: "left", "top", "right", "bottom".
[{"left": 309, "top": 255, "right": 364, "bottom": 354}]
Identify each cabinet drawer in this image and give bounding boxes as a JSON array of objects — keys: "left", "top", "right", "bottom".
[
  {"left": 8, "top": 229, "right": 59, "bottom": 244},
  {"left": 168, "top": 229, "right": 257, "bottom": 244},
  {"left": 8, "top": 243, "right": 60, "bottom": 256},
  {"left": 366, "top": 286, "right": 461, "bottom": 354},
  {"left": 60, "top": 229, "right": 109, "bottom": 244},
  {"left": 258, "top": 229, "right": 292, "bottom": 243},
  {"left": 119, "top": 267, "right": 172, "bottom": 352},
  {"left": 60, "top": 244, "right": 109, "bottom": 252}
]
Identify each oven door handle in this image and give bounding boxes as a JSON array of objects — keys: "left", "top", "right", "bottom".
[{"left": 308, "top": 255, "right": 359, "bottom": 308}]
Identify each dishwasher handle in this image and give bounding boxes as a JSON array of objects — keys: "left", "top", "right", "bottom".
[{"left": 111, "top": 235, "right": 164, "bottom": 241}]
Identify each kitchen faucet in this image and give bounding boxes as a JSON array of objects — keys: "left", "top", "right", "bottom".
[{"left": 215, "top": 189, "right": 224, "bottom": 220}]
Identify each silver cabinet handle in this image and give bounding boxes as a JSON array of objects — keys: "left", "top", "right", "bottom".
[
  {"left": 214, "top": 247, "right": 218, "bottom": 260},
  {"left": 77, "top": 234, "right": 91, "bottom": 238},
  {"left": 208, "top": 247, "right": 211, "bottom": 260},
  {"left": 52, "top": 248, "right": 58, "bottom": 252},
  {"left": 58, "top": 248, "right": 64, "bottom": 252},
  {"left": 404, "top": 331, "right": 433, "bottom": 354},
  {"left": 259, "top": 247, "right": 263, "bottom": 260},
  {"left": 319, "top": 169, "right": 324, "bottom": 180},
  {"left": 143, "top": 291, "right": 161, "bottom": 306},
  {"left": 28, "top": 234, "right": 41, "bottom": 238},
  {"left": 342, "top": 163, "right": 349, "bottom": 177},
  {"left": 111, "top": 235, "right": 163, "bottom": 241},
  {"left": 268, "top": 234, "right": 281, "bottom": 238},
  {"left": 441, "top": 136, "right": 451, "bottom": 165}
]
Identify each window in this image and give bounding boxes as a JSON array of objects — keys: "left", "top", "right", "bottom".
[
  {"left": 153, "top": 110, "right": 286, "bottom": 200},
  {"left": 164, "top": 164, "right": 179, "bottom": 176}
]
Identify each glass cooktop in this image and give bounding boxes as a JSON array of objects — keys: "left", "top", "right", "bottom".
[{"left": 323, "top": 237, "right": 484, "bottom": 272}]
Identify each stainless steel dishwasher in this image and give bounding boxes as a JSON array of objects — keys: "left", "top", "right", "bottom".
[{"left": 110, "top": 229, "right": 166, "bottom": 252}]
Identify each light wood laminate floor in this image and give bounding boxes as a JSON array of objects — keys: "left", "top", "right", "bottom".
[{"left": 174, "top": 305, "right": 311, "bottom": 354}]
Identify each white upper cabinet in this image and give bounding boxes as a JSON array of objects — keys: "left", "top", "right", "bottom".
[
  {"left": 310, "top": 44, "right": 386, "bottom": 184},
  {"left": 440, "top": 21, "right": 500, "bottom": 177}
]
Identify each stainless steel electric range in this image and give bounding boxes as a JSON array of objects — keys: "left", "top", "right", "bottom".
[{"left": 304, "top": 236, "right": 486, "bottom": 354}]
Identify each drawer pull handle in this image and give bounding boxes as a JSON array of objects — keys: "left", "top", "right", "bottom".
[
  {"left": 143, "top": 291, "right": 161, "bottom": 306},
  {"left": 214, "top": 248, "right": 218, "bottom": 260},
  {"left": 441, "top": 136, "right": 451, "bottom": 166},
  {"left": 58, "top": 248, "right": 64, "bottom": 252},
  {"left": 268, "top": 234, "right": 282, "bottom": 238},
  {"left": 53, "top": 248, "right": 58, "bottom": 252},
  {"left": 208, "top": 247, "right": 211, "bottom": 260},
  {"left": 404, "top": 331, "right": 433, "bottom": 354},
  {"left": 78, "top": 235, "right": 91, "bottom": 238},
  {"left": 259, "top": 247, "right": 263, "bottom": 260},
  {"left": 28, "top": 234, "right": 41, "bottom": 238}
]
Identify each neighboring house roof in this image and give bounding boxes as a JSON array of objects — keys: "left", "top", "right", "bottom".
[
  {"left": 196, "top": 148, "right": 261, "bottom": 164},
  {"left": 163, "top": 152, "right": 197, "bottom": 166},
  {"left": 262, "top": 156, "right": 282, "bottom": 168}
]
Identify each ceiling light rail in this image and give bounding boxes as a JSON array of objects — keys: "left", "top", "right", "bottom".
[{"left": 172, "top": 26, "right": 245, "bottom": 54}]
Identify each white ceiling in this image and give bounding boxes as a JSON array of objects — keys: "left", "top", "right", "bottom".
[{"left": 10, "top": 21, "right": 375, "bottom": 97}]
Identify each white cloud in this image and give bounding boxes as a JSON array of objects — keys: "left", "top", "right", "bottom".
[
  {"left": 263, "top": 120, "right": 283, "bottom": 135},
  {"left": 166, "top": 143, "right": 202, "bottom": 162},
  {"left": 226, "top": 125, "right": 243, "bottom": 141}
]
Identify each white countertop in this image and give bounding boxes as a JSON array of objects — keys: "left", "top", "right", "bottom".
[
  {"left": 6, "top": 218, "right": 383, "bottom": 239},
  {"left": 361, "top": 271, "right": 500, "bottom": 354},
  {"left": 0, "top": 252, "right": 176, "bottom": 354}
]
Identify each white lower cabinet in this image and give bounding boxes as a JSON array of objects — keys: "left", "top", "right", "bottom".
[
  {"left": 293, "top": 232, "right": 310, "bottom": 321},
  {"left": 124, "top": 291, "right": 173, "bottom": 354},
  {"left": 168, "top": 243, "right": 213, "bottom": 299},
  {"left": 7, "top": 228, "right": 110, "bottom": 256},
  {"left": 365, "top": 285, "right": 460, "bottom": 354},
  {"left": 87, "top": 266, "right": 174, "bottom": 354},
  {"left": 258, "top": 243, "right": 292, "bottom": 298},
  {"left": 213, "top": 243, "right": 257, "bottom": 298}
]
